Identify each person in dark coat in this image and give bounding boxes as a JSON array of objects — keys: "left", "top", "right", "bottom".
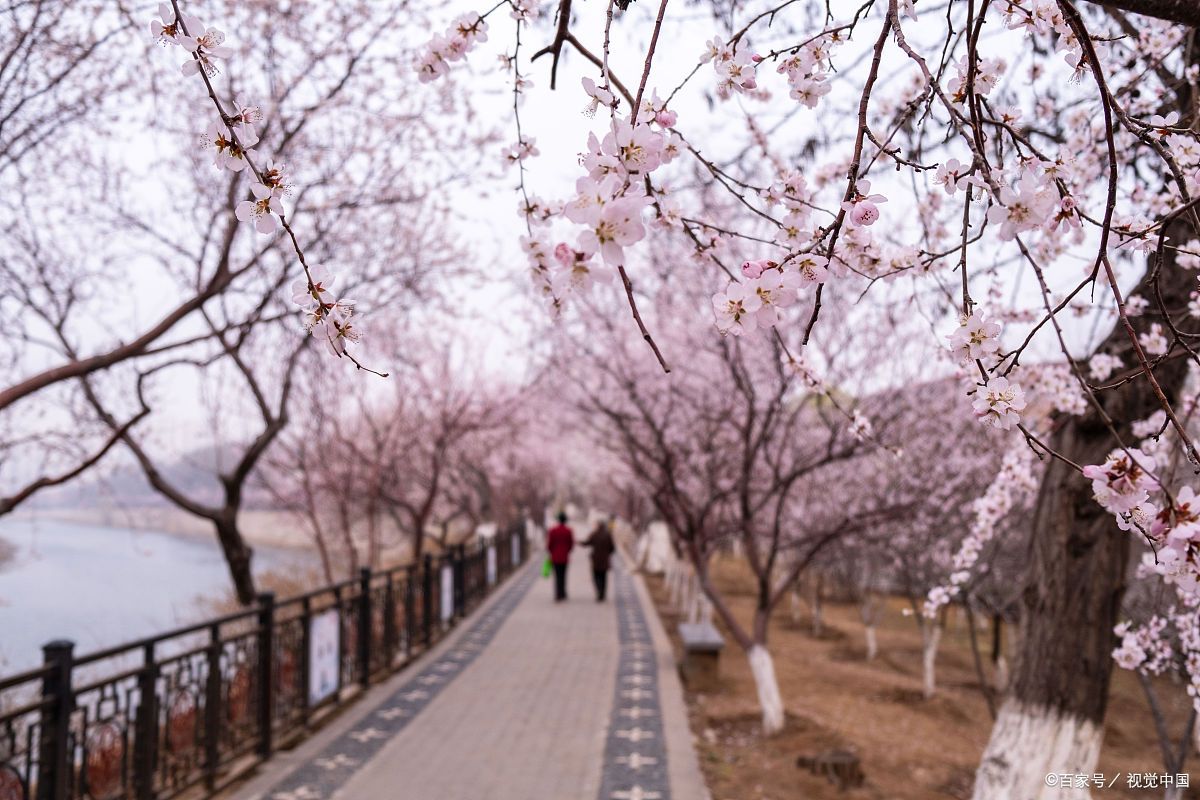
[
  {"left": 582, "top": 518, "right": 616, "bottom": 602},
  {"left": 546, "top": 511, "right": 574, "bottom": 602}
]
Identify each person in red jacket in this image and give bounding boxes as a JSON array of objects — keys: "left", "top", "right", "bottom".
[{"left": 546, "top": 511, "right": 574, "bottom": 602}]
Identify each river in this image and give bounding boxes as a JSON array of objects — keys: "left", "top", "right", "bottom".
[{"left": 0, "top": 517, "right": 314, "bottom": 672}]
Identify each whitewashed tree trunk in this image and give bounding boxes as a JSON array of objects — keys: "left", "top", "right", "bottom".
[
  {"left": 1165, "top": 786, "right": 1183, "bottom": 800},
  {"left": 790, "top": 586, "right": 802, "bottom": 624},
  {"left": 994, "top": 654, "right": 1009, "bottom": 693},
  {"left": 921, "top": 624, "right": 942, "bottom": 699},
  {"left": 747, "top": 644, "right": 785, "bottom": 735},
  {"left": 860, "top": 595, "right": 880, "bottom": 661},
  {"left": 1193, "top": 718, "right": 1200, "bottom": 755},
  {"left": 973, "top": 700, "right": 1103, "bottom": 800},
  {"left": 669, "top": 563, "right": 681, "bottom": 608},
  {"left": 682, "top": 569, "right": 695, "bottom": 616}
]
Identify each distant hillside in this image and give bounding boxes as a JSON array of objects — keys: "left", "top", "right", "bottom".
[{"left": 27, "top": 443, "right": 276, "bottom": 511}]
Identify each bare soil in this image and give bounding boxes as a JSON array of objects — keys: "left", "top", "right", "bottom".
[{"left": 646, "top": 559, "right": 1199, "bottom": 800}]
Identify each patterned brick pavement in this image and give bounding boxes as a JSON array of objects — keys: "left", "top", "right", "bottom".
[{"left": 227, "top": 550, "right": 707, "bottom": 800}]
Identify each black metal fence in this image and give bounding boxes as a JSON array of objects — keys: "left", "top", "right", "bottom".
[{"left": 0, "top": 525, "right": 528, "bottom": 800}]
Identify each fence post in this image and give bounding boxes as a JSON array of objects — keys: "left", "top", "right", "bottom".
[
  {"left": 358, "top": 567, "right": 372, "bottom": 687},
  {"left": 404, "top": 566, "right": 416, "bottom": 660},
  {"left": 256, "top": 592, "right": 276, "bottom": 759},
  {"left": 36, "top": 640, "right": 73, "bottom": 800},
  {"left": 204, "top": 625, "right": 222, "bottom": 791},
  {"left": 133, "top": 642, "right": 159, "bottom": 800},
  {"left": 422, "top": 554, "right": 433, "bottom": 648},
  {"left": 383, "top": 573, "right": 397, "bottom": 668},
  {"left": 453, "top": 545, "right": 466, "bottom": 619},
  {"left": 300, "top": 596, "right": 312, "bottom": 724}
]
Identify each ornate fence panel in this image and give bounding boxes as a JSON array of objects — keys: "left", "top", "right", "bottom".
[{"left": 0, "top": 525, "right": 529, "bottom": 800}]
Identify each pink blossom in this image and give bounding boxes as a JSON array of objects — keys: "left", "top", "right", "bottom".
[{"left": 235, "top": 183, "right": 284, "bottom": 234}]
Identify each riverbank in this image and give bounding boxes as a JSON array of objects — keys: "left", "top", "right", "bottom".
[
  {"left": 15, "top": 506, "right": 316, "bottom": 550},
  {"left": 0, "top": 516, "right": 323, "bottom": 671}
]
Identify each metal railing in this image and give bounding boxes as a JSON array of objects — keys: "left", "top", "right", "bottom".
[{"left": 0, "top": 524, "right": 528, "bottom": 800}]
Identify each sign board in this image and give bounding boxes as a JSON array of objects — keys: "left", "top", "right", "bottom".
[
  {"left": 510, "top": 532, "right": 521, "bottom": 566},
  {"left": 308, "top": 609, "right": 340, "bottom": 706},
  {"left": 486, "top": 545, "right": 497, "bottom": 586},
  {"left": 440, "top": 563, "right": 454, "bottom": 623}
]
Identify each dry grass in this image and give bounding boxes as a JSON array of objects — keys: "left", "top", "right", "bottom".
[{"left": 647, "top": 558, "right": 1199, "bottom": 800}]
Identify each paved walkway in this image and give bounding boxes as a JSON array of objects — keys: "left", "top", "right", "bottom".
[{"left": 227, "top": 550, "right": 707, "bottom": 800}]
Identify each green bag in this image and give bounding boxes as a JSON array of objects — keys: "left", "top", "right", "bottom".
[{"left": 541, "top": 557, "right": 553, "bottom": 578}]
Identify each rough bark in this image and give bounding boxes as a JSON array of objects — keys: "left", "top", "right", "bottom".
[
  {"left": 215, "top": 516, "right": 256, "bottom": 605},
  {"left": 810, "top": 575, "right": 824, "bottom": 637},
  {"left": 1090, "top": 0, "right": 1200, "bottom": 27}
]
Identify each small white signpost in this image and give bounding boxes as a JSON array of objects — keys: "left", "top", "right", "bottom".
[
  {"left": 308, "top": 609, "right": 340, "bottom": 706},
  {"left": 440, "top": 563, "right": 454, "bottom": 623},
  {"left": 486, "top": 545, "right": 497, "bottom": 586}
]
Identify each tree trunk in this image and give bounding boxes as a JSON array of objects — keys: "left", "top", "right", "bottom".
[
  {"left": 994, "top": 655, "right": 1010, "bottom": 693},
  {"left": 214, "top": 517, "right": 256, "bottom": 605},
  {"left": 922, "top": 623, "right": 941, "bottom": 699},
  {"left": 975, "top": 702, "right": 1103, "bottom": 800},
  {"left": 748, "top": 644, "right": 785, "bottom": 735},
  {"left": 810, "top": 576, "right": 824, "bottom": 637},
  {"left": 973, "top": 217, "right": 1197, "bottom": 799},
  {"left": 861, "top": 595, "right": 880, "bottom": 660}
]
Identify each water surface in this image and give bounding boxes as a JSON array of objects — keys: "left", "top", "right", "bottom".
[{"left": 0, "top": 517, "right": 311, "bottom": 672}]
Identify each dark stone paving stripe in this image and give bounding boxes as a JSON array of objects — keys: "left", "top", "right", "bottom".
[
  {"left": 259, "top": 564, "right": 538, "bottom": 800},
  {"left": 597, "top": 566, "right": 670, "bottom": 800}
]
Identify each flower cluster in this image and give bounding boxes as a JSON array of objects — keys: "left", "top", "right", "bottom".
[
  {"left": 291, "top": 267, "right": 363, "bottom": 355},
  {"left": 151, "top": 2, "right": 365, "bottom": 359},
  {"left": 1113, "top": 591, "right": 1200, "bottom": 715},
  {"left": 1082, "top": 448, "right": 1158, "bottom": 518},
  {"left": 504, "top": 137, "right": 539, "bottom": 165},
  {"left": 935, "top": 158, "right": 984, "bottom": 196},
  {"left": 948, "top": 314, "right": 1002, "bottom": 364},
  {"left": 924, "top": 447, "right": 1038, "bottom": 617},
  {"left": 1089, "top": 352, "right": 1124, "bottom": 382},
  {"left": 1113, "top": 616, "right": 1173, "bottom": 672},
  {"left": 986, "top": 172, "right": 1058, "bottom": 241},
  {"left": 713, "top": 261, "right": 804, "bottom": 335},
  {"left": 415, "top": 13, "right": 489, "bottom": 83},
  {"left": 972, "top": 377, "right": 1026, "bottom": 431},
  {"left": 947, "top": 53, "right": 1006, "bottom": 103},
  {"left": 700, "top": 37, "right": 759, "bottom": 99},
  {"left": 151, "top": 5, "right": 233, "bottom": 76},
  {"left": 776, "top": 35, "right": 836, "bottom": 109}
]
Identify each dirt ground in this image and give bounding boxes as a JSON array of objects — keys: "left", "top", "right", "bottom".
[{"left": 645, "top": 559, "right": 1199, "bottom": 800}]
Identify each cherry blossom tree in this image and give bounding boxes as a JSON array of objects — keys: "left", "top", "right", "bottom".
[
  {"left": 551, "top": 288, "right": 910, "bottom": 733},
  {"left": 420, "top": 0, "right": 1200, "bottom": 788},
  {"left": 2, "top": 0, "right": 477, "bottom": 606}
]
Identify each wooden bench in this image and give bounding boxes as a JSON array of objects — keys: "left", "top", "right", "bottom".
[{"left": 677, "top": 622, "right": 724, "bottom": 690}]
